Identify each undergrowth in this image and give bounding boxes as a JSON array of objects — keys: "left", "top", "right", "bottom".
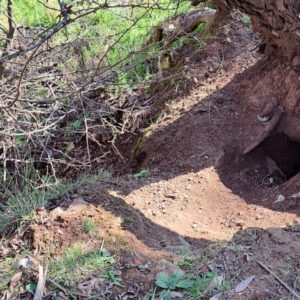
[
  {"left": 48, "top": 241, "right": 117, "bottom": 288},
  {"left": 0, "top": 168, "right": 111, "bottom": 231},
  {"left": 0, "top": 0, "right": 210, "bottom": 233}
]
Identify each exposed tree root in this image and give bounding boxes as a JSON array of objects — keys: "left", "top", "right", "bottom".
[
  {"left": 243, "top": 107, "right": 283, "bottom": 154},
  {"left": 146, "top": 7, "right": 216, "bottom": 49}
]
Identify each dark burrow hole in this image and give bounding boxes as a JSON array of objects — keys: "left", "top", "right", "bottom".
[{"left": 262, "top": 133, "right": 300, "bottom": 180}]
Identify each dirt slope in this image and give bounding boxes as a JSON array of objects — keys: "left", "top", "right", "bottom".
[
  {"left": 73, "top": 9, "right": 300, "bottom": 299},
  {"left": 113, "top": 10, "right": 300, "bottom": 243}
]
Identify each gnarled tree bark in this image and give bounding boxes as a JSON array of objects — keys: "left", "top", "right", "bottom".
[
  {"left": 207, "top": 0, "right": 300, "bottom": 153},
  {"left": 226, "top": 0, "right": 300, "bottom": 58}
]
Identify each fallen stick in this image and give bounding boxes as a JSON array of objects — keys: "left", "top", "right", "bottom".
[
  {"left": 47, "top": 277, "right": 88, "bottom": 297},
  {"left": 47, "top": 277, "right": 68, "bottom": 295},
  {"left": 33, "top": 264, "right": 45, "bottom": 300},
  {"left": 257, "top": 261, "right": 300, "bottom": 300}
]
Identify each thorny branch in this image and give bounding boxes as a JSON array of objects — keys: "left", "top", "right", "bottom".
[
  {"left": 0, "top": 0, "right": 15, "bottom": 78},
  {"left": 0, "top": 0, "right": 193, "bottom": 182}
]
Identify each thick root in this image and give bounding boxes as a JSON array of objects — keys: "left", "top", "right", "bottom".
[
  {"left": 145, "top": 8, "right": 216, "bottom": 49},
  {"left": 243, "top": 107, "right": 283, "bottom": 154}
]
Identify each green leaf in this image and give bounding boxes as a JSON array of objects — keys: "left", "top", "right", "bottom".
[
  {"left": 173, "top": 270, "right": 184, "bottom": 280},
  {"left": 133, "top": 169, "right": 150, "bottom": 178},
  {"left": 26, "top": 283, "right": 37, "bottom": 294},
  {"left": 155, "top": 279, "right": 169, "bottom": 289},
  {"left": 156, "top": 272, "right": 169, "bottom": 282},
  {"left": 160, "top": 290, "right": 172, "bottom": 300},
  {"left": 176, "top": 279, "right": 193, "bottom": 289},
  {"left": 167, "top": 276, "right": 177, "bottom": 289},
  {"left": 206, "top": 272, "right": 215, "bottom": 279},
  {"left": 100, "top": 248, "right": 110, "bottom": 257}
]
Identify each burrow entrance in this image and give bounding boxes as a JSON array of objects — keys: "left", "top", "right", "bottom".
[{"left": 262, "top": 133, "right": 300, "bottom": 181}]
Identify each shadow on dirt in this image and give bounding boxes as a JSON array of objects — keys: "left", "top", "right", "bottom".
[
  {"left": 49, "top": 185, "right": 300, "bottom": 299},
  {"left": 113, "top": 55, "right": 300, "bottom": 217},
  {"left": 9, "top": 185, "right": 300, "bottom": 299}
]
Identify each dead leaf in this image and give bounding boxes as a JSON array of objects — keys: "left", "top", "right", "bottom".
[
  {"left": 67, "top": 142, "right": 75, "bottom": 152},
  {"left": 208, "top": 264, "right": 215, "bottom": 272},
  {"left": 170, "top": 291, "right": 183, "bottom": 298},
  {"left": 0, "top": 246, "right": 10, "bottom": 259},
  {"left": 210, "top": 292, "right": 223, "bottom": 300},
  {"left": 244, "top": 252, "right": 253, "bottom": 262},
  {"left": 78, "top": 277, "right": 104, "bottom": 295},
  {"left": 9, "top": 272, "right": 22, "bottom": 291},
  {"left": 235, "top": 275, "right": 255, "bottom": 293},
  {"left": 9, "top": 238, "right": 24, "bottom": 251},
  {"left": 13, "top": 257, "right": 33, "bottom": 269},
  {"left": 204, "top": 276, "right": 224, "bottom": 294}
]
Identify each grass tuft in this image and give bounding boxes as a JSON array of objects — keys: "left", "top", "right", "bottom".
[
  {"left": 48, "top": 241, "right": 116, "bottom": 287},
  {"left": 0, "top": 168, "right": 111, "bottom": 232},
  {"left": 81, "top": 220, "right": 96, "bottom": 235}
]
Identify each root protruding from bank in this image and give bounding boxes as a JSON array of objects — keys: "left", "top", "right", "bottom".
[{"left": 243, "top": 107, "right": 283, "bottom": 155}]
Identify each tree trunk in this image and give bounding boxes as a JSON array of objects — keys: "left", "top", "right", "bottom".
[
  {"left": 206, "top": 0, "right": 300, "bottom": 187},
  {"left": 226, "top": 0, "right": 300, "bottom": 58},
  {"left": 218, "top": 0, "right": 300, "bottom": 147}
]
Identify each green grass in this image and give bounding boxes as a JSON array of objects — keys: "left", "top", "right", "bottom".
[
  {"left": 242, "top": 14, "right": 251, "bottom": 27},
  {"left": 0, "top": 168, "right": 111, "bottom": 232},
  {"left": 186, "top": 272, "right": 216, "bottom": 297},
  {"left": 81, "top": 220, "right": 96, "bottom": 235},
  {"left": 48, "top": 241, "right": 117, "bottom": 287},
  {"left": 0, "top": 256, "right": 15, "bottom": 291},
  {"left": 12, "top": 0, "right": 59, "bottom": 27},
  {"left": 186, "top": 271, "right": 233, "bottom": 298},
  {"left": 174, "top": 255, "right": 193, "bottom": 267},
  {"left": 2, "top": 0, "right": 194, "bottom": 84},
  {"left": 133, "top": 168, "right": 150, "bottom": 179},
  {"left": 154, "top": 269, "right": 233, "bottom": 299}
]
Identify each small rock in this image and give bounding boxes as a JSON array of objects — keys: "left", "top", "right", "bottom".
[
  {"left": 166, "top": 237, "right": 192, "bottom": 253},
  {"left": 257, "top": 115, "right": 269, "bottom": 122},
  {"left": 291, "top": 191, "right": 300, "bottom": 198},
  {"left": 164, "top": 193, "right": 176, "bottom": 199},
  {"left": 293, "top": 56, "right": 300, "bottom": 66},
  {"left": 275, "top": 195, "right": 285, "bottom": 203}
]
